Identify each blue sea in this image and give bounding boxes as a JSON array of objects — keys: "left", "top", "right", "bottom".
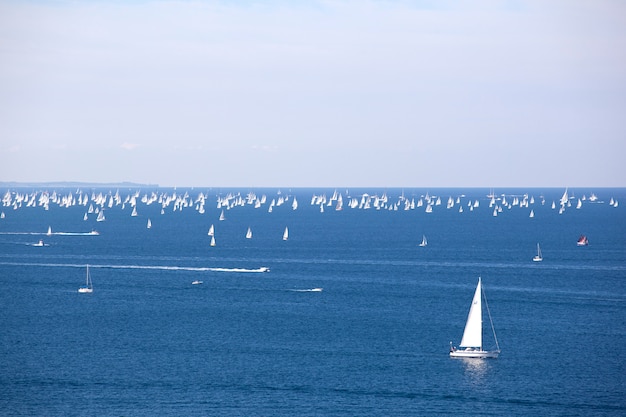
[{"left": 1, "top": 187, "right": 625, "bottom": 416}]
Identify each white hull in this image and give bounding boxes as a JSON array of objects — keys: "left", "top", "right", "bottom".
[
  {"left": 450, "top": 349, "right": 499, "bottom": 359},
  {"left": 78, "top": 287, "right": 93, "bottom": 293}
]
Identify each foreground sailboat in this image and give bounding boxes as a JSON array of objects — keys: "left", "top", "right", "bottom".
[
  {"left": 418, "top": 235, "right": 427, "bottom": 247},
  {"left": 533, "top": 243, "right": 543, "bottom": 262},
  {"left": 450, "top": 277, "right": 500, "bottom": 358},
  {"left": 78, "top": 265, "right": 93, "bottom": 293}
]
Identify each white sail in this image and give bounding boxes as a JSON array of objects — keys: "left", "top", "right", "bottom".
[
  {"left": 418, "top": 235, "right": 427, "bottom": 247},
  {"left": 283, "top": 227, "right": 289, "bottom": 241},
  {"left": 208, "top": 224, "right": 214, "bottom": 236},
  {"left": 210, "top": 236, "right": 216, "bottom": 247},
  {"left": 147, "top": 219, "right": 152, "bottom": 229},
  {"left": 459, "top": 278, "right": 483, "bottom": 349},
  {"left": 246, "top": 227, "right": 252, "bottom": 239},
  {"left": 97, "top": 210, "right": 105, "bottom": 222},
  {"left": 533, "top": 243, "right": 543, "bottom": 261},
  {"left": 560, "top": 188, "right": 569, "bottom": 206}
]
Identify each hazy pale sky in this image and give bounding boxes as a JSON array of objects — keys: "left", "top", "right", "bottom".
[{"left": 1, "top": 0, "right": 625, "bottom": 187}]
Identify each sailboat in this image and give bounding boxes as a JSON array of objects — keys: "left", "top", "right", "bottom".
[
  {"left": 450, "top": 277, "right": 500, "bottom": 358},
  {"left": 282, "top": 226, "right": 289, "bottom": 241},
  {"left": 96, "top": 210, "right": 105, "bottom": 222},
  {"left": 210, "top": 235, "right": 216, "bottom": 247},
  {"left": 78, "top": 265, "right": 93, "bottom": 293},
  {"left": 533, "top": 243, "right": 543, "bottom": 262},
  {"left": 418, "top": 235, "right": 427, "bottom": 247},
  {"left": 246, "top": 227, "right": 252, "bottom": 239},
  {"left": 146, "top": 219, "right": 152, "bottom": 229},
  {"left": 208, "top": 224, "right": 214, "bottom": 236}
]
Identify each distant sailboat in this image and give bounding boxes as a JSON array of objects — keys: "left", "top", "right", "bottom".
[
  {"left": 78, "top": 265, "right": 93, "bottom": 293},
  {"left": 208, "top": 224, "right": 214, "bottom": 236},
  {"left": 418, "top": 235, "right": 427, "bottom": 247},
  {"left": 450, "top": 277, "right": 500, "bottom": 359},
  {"left": 146, "top": 219, "right": 152, "bottom": 229},
  {"left": 46, "top": 226, "right": 52, "bottom": 236},
  {"left": 83, "top": 212, "right": 88, "bottom": 221},
  {"left": 96, "top": 210, "right": 105, "bottom": 222},
  {"left": 533, "top": 243, "right": 543, "bottom": 262},
  {"left": 282, "top": 226, "right": 289, "bottom": 241},
  {"left": 246, "top": 227, "right": 252, "bottom": 239},
  {"left": 577, "top": 235, "right": 589, "bottom": 246},
  {"left": 219, "top": 210, "right": 225, "bottom": 221},
  {"left": 210, "top": 236, "right": 216, "bottom": 247}
]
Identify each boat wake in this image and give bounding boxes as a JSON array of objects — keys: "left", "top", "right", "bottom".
[
  {"left": 0, "top": 262, "right": 270, "bottom": 273},
  {"left": 0, "top": 231, "right": 99, "bottom": 236}
]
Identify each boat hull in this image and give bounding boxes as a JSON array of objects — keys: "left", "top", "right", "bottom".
[{"left": 450, "top": 349, "right": 499, "bottom": 359}]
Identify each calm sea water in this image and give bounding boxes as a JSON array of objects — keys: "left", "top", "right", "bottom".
[{"left": 1, "top": 187, "right": 625, "bottom": 416}]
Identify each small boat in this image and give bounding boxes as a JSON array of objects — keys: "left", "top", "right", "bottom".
[
  {"left": 146, "top": 219, "right": 152, "bottom": 229},
  {"left": 210, "top": 236, "right": 216, "bottom": 247},
  {"left": 191, "top": 280, "right": 203, "bottom": 285},
  {"left": 418, "top": 235, "right": 427, "bottom": 247},
  {"left": 533, "top": 243, "right": 543, "bottom": 262},
  {"left": 450, "top": 277, "right": 500, "bottom": 359},
  {"left": 577, "top": 235, "right": 589, "bottom": 246},
  {"left": 246, "top": 227, "right": 252, "bottom": 239},
  {"left": 96, "top": 210, "right": 105, "bottom": 222},
  {"left": 33, "top": 240, "right": 45, "bottom": 247},
  {"left": 78, "top": 265, "right": 93, "bottom": 293},
  {"left": 208, "top": 224, "right": 214, "bottom": 236},
  {"left": 46, "top": 226, "right": 52, "bottom": 236},
  {"left": 282, "top": 226, "right": 289, "bottom": 241},
  {"left": 219, "top": 210, "right": 225, "bottom": 221}
]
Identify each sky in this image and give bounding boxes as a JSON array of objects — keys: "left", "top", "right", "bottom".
[{"left": 1, "top": 0, "right": 625, "bottom": 187}]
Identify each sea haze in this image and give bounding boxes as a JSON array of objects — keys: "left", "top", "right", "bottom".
[{"left": 0, "top": 187, "right": 625, "bottom": 416}]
